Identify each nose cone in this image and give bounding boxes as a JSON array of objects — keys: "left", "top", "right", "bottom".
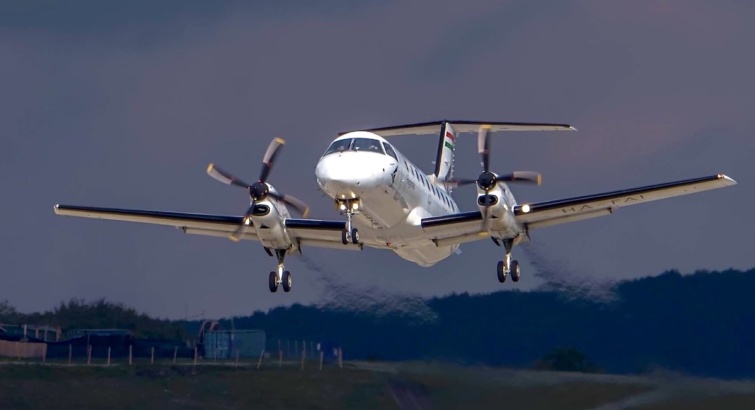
[{"left": 316, "top": 152, "right": 395, "bottom": 198}]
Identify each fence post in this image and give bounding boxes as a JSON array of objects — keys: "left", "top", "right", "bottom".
[
  {"left": 173, "top": 346, "right": 178, "bottom": 365},
  {"left": 193, "top": 346, "right": 198, "bottom": 366},
  {"left": 129, "top": 345, "right": 133, "bottom": 366},
  {"left": 319, "top": 350, "right": 324, "bottom": 371},
  {"left": 338, "top": 347, "right": 343, "bottom": 369},
  {"left": 107, "top": 347, "right": 111, "bottom": 367},
  {"left": 235, "top": 349, "right": 240, "bottom": 367},
  {"left": 87, "top": 345, "right": 92, "bottom": 366},
  {"left": 68, "top": 344, "right": 72, "bottom": 365},
  {"left": 257, "top": 349, "right": 264, "bottom": 369},
  {"left": 150, "top": 347, "right": 155, "bottom": 365}
]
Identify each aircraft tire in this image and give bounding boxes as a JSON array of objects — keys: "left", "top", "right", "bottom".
[
  {"left": 282, "top": 271, "right": 292, "bottom": 292},
  {"left": 511, "top": 260, "right": 521, "bottom": 282},
  {"left": 497, "top": 261, "right": 507, "bottom": 283},
  {"left": 351, "top": 228, "right": 359, "bottom": 244},
  {"left": 269, "top": 271, "right": 278, "bottom": 293},
  {"left": 341, "top": 229, "right": 348, "bottom": 245}
]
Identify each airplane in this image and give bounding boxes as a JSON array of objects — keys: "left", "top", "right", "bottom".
[{"left": 54, "top": 120, "right": 737, "bottom": 293}]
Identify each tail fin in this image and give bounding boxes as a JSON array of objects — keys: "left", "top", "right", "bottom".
[{"left": 434, "top": 122, "right": 456, "bottom": 182}]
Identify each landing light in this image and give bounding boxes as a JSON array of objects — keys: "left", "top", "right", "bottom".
[
  {"left": 521, "top": 204, "right": 531, "bottom": 213},
  {"left": 352, "top": 202, "right": 359, "bottom": 210},
  {"left": 244, "top": 217, "right": 252, "bottom": 226},
  {"left": 339, "top": 203, "right": 347, "bottom": 211}
]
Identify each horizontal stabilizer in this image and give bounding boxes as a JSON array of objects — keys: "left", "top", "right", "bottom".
[{"left": 339, "top": 120, "right": 575, "bottom": 137}]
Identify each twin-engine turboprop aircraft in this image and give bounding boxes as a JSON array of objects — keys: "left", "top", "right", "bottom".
[{"left": 54, "top": 120, "right": 737, "bottom": 293}]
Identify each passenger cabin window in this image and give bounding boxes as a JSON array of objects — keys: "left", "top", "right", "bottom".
[
  {"left": 383, "top": 143, "right": 398, "bottom": 161},
  {"left": 353, "top": 138, "right": 384, "bottom": 154}
]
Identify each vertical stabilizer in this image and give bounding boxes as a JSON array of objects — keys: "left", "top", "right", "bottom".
[{"left": 434, "top": 122, "right": 456, "bottom": 182}]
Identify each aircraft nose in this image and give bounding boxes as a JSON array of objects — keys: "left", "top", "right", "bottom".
[{"left": 316, "top": 153, "right": 394, "bottom": 198}]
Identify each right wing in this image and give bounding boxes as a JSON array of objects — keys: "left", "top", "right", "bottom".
[
  {"left": 53, "top": 205, "right": 362, "bottom": 249},
  {"left": 514, "top": 174, "right": 737, "bottom": 230}
]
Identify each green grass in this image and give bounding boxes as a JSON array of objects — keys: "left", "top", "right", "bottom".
[{"left": 1, "top": 361, "right": 754, "bottom": 409}]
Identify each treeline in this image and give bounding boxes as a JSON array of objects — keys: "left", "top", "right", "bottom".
[
  {"left": 219, "top": 268, "right": 755, "bottom": 379},
  {"left": 3, "top": 269, "right": 753, "bottom": 378},
  {"left": 0, "top": 298, "right": 185, "bottom": 340}
]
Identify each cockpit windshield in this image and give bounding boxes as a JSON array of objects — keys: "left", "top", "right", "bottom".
[
  {"left": 323, "top": 139, "right": 351, "bottom": 155},
  {"left": 323, "top": 138, "right": 385, "bottom": 156}
]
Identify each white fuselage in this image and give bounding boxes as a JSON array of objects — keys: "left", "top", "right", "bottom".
[{"left": 314, "top": 131, "right": 518, "bottom": 266}]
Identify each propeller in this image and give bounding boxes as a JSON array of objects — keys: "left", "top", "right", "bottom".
[
  {"left": 443, "top": 127, "right": 542, "bottom": 229},
  {"left": 207, "top": 137, "right": 310, "bottom": 241}
]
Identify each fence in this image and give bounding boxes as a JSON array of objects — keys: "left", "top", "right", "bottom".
[{"left": 0, "top": 339, "right": 344, "bottom": 370}]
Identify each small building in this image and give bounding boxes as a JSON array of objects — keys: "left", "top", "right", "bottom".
[{"left": 203, "top": 329, "right": 265, "bottom": 359}]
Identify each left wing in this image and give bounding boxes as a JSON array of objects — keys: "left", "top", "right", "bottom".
[
  {"left": 53, "top": 205, "right": 359, "bottom": 249},
  {"left": 514, "top": 174, "right": 737, "bottom": 230},
  {"left": 419, "top": 174, "right": 736, "bottom": 246}
]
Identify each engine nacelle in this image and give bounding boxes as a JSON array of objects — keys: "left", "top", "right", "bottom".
[
  {"left": 477, "top": 183, "right": 521, "bottom": 239},
  {"left": 250, "top": 186, "right": 295, "bottom": 250}
]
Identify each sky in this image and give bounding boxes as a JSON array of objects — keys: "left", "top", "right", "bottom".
[{"left": 2, "top": 0, "right": 754, "bottom": 318}]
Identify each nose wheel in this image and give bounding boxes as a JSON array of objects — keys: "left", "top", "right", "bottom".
[
  {"left": 496, "top": 239, "right": 521, "bottom": 284},
  {"left": 269, "top": 249, "right": 293, "bottom": 293},
  {"left": 337, "top": 198, "right": 361, "bottom": 245}
]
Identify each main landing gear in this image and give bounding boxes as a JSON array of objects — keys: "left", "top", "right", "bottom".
[
  {"left": 268, "top": 249, "right": 292, "bottom": 293},
  {"left": 337, "top": 198, "right": 360, "bottom": 245},
  {"left": 496, "top": 239, "right": 521, "bottom": 284}
]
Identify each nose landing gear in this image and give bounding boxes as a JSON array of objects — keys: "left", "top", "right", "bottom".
[{"left": 336, "top": 198, "right": 361, "bottom": 245}]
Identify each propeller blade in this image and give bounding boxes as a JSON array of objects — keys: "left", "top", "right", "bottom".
[
  {"left": 207, "top": 164, "right": 252, "bottom": 189},
  {"left": 477, "top": 126, "right": 491, "bottom": 173},
  {"left": 259, "top": 137, "right": 285, "bottom": 183},
  {"left": 442, "top": 178, "right": 478, "bottom": 189},
  {"left": 495, "top": 171, "right": 543, "bottom": 185},
  {"left": 268, "top": 192, "right": 310, "bottom": 217},
  {"left": 229, "top": 202, "right": 256, "bottom": 242}
]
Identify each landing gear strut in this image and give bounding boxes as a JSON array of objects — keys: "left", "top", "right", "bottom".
[
  {"left": 269, "top": 249, "right": 292, "bottom": 293},
  {"left": 496, "top": 239, "right": 521, "bottom": 284},
  {"left": 337, "top": 198, "right": 360, "bottom": 245}
]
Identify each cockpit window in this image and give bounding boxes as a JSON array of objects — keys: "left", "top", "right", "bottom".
[
  {"left": 352, "top": 138, "right": 384, "bottom": 154},
  {"left": 323, "top": 137, "right": 386, "bottom": 156},
  {"left": 323, "top": 139, "right": 352, "bottom": 156},
  {"left": 383, "top": 143, "right": 398, "bottom": 161}
]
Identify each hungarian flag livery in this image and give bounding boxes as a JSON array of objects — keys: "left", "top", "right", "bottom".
[{"left": 434, "top": 122, "right": 456, "bottom": 183}]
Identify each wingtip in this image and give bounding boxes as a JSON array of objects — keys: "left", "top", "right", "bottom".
[
  {"left": 718, "top": 174, "right": 737, "bottom": 185},
  {"left": 274, "top": 137, "right": 286, "bottom": 145},
  {"left": 53, "top": 204, "right": 60, "bottom": 214},
  {"left": 206, "top": 163, "right": 215, "bottom": 174}
]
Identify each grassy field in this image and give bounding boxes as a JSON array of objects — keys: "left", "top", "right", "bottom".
[{"left": 0, "top": 361, "right": 754, "bottom": 409}]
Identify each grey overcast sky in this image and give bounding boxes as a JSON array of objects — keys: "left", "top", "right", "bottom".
[{"left": 2, "top": 1, "right": 753, "bottom": 318}]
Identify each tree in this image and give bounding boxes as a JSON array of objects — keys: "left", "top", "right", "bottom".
[{"left": 533, "top": 347, "right": 602, "bottom": 373}]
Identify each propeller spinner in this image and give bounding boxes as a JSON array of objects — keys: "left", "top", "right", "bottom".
[
  {"left": 207, "top": 137, "right": 310, "bottom": 241},
  {"left": 443, "top": 127, "right": 542, "bottom": 229}
]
